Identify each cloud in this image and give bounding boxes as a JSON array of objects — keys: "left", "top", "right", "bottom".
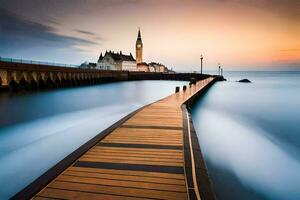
[
  {"left": 75, "top": 29, "right": 95, "bottom": 36},
  {"left": 0, "top": 8, "right": 97, "bottom": 54},
  {"left": 44, "top": 18, "right": 61, "bottom": 26},
  {"left": 74, "top": 29, "right": 106, "bottom": 43}
]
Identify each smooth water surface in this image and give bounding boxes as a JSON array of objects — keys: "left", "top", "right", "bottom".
[
  {"left": 0, "top": 80, "right": 187, "bottom": 199},
  {"left": 192, "top": 71, "right": 300, "bottom": 200}
]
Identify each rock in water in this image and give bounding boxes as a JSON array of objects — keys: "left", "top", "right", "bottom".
[{"left": 238, "top": 79, "right": 251, "bottom": 83}]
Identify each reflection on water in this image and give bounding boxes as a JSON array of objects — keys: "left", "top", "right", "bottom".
[
  {"left": 191, "top": 71, "right": 300, "bottom": 200},
  {"left": 0, "top": 80, "right": 187, "bottom": 199}
]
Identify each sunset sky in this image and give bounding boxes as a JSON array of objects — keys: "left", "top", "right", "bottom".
[{"left": 0, "top": 0, "right": 299, "bottom": 71}]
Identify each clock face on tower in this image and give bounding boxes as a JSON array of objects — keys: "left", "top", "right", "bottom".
[{"left": 137, "top": 44, "right": 141, "bottom": 48}]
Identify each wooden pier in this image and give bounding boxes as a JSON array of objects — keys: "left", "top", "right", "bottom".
[{"left": 12, "top": 78, "right": 216, "bottom": 200}]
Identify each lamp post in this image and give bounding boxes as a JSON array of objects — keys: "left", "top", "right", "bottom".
[{"left": 200, "top": 55, "right": 203, "bottom": 74}]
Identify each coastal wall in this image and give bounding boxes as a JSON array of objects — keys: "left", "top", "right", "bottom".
[
  {"left": 0, "top": 60, "right": 222, "bottom": 91},
  {"left": 0, "top": 61, "right": 128, "bottom": 91}
]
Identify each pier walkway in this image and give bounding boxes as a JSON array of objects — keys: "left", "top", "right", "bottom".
[{"left": 15, "top": 78, "right": 216, "bottom": 200}]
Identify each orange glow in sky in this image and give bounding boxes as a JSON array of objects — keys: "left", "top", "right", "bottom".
[{"left": 1, "top": 0, "right": 299, "bottom": 70}]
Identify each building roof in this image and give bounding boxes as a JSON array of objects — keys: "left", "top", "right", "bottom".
[
  {"left": 99, "top": 51, "right": 136, "bottom": 62},
  {"left": 79, "top": 62, "right": 96, "bottom": 68},
  {"left": 98, "top": 53, "right": 103, "bottom": 62},
  {"left": 137, "top": 62, "right": 149, "bottom": 66},
  {"left": 89, "top": 62, "right": 96, "bottom": 67},
  {"left": 149, "top": 62, "right": 164, "bottom": 66}
]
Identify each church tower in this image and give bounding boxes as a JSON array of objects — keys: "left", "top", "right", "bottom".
[{"left": 136, "top": 28, "right": 143, "bottom": 64}]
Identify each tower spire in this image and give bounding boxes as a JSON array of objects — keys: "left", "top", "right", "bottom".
[{"left": 137, "top": 27, "right": 142, "bottom": 40}]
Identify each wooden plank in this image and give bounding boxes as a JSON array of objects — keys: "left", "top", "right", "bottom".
[
  {"left": 88, "top": 149, "right": 183, "bottom": 157},
  {"left": 86, "top": 149, "right": 183, "bottom": 157},
  {"left": 101, "top": 140, "right": 182, "bottom": 146},
  {"left": 103, "top": 137, "right": 182, "bottom": 141},
  {"left": 108, "top": 132, "right": 182, "bottom": 136},
  {"left": 37, "top": 188, "right": 149, "bottom": 200},
  {"left": 103, "top": 137, "right": 182, "bottom": 142},
  {"left": 125, "top": 119, "right": 182, "bottom": 123},
  {"left": 84, "top": 151, "right": 183, "bottom": 159},
  {"left": 112, "top": 127, "right": 182, "bottom": 135},
  {"left": 105, "top": 133, "right": 183, "bottom": 138},
  {"left": 106, "top": 135, "right": 182, "bottom": 139},
  {"left": 125, "top": 116, "right": 182, "bottom": 120},
  {"left": 105, "top": 135, "right": 182, "bottom": 139},
  {"left": 129, "top": 116, "right": 181, "bottom": 120},
  {"left": 105, "top": 136, "right": 182, "bottom": 141},
  {"left": 107, "top": 131, "right": 182, "bottom": 136},
  {"left": 123, "top": 122, "right": 183, "bottom": 128},
  {"left": 92, "top": 146, "right": 183, "bottom": 153},
  {"left": 85, "top": 152, "right": 183, "bottom": 159},
  {"left": 81, "top": 155, "right": 183, "bottom": 163},
  {"left": 69, "top": 167, "right": 185, "bottom": 179},
  {"left": 121, "top": 125, "right": 183, "bottom": 130},
  {"left": 63, "top": 170, "right": 186, "bottom": 185},
  {"left": 102, "top": 138, "right": 182, "bottom": 142},
  {"left": 103, "top": 138, "right": 182, "bottom": 142},
  {"left": 48, "top": 181, "right": 187, "bottom": 200},
  {"left": 79, "top": 157, "right": 183, "bottom": 167},
  {"left": 74, "top": 161, "right": 184, "bottom": 174},
  {"left": 109, "top": 132, "right": 182, "bottom": 137},
  {"left": 97, "top": 142, "right": 182, "bottom": 149},
  {"left": 56, "top": 175, "right": 187, "bottom": 192}
]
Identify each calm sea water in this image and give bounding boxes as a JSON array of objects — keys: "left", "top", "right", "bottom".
[
  {"left": 0, "top": 80, "right": 187, "bottom": 199},
  {"left": 191, "top": 71, "right": 300, "bottom": 200}
]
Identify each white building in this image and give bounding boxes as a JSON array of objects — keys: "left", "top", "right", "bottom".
[
  {"left": 149, "top": 62, "right": 168, "bottom": 72},
  {"left": 97, "top": 51, "right": 137, "bottom": 71}
]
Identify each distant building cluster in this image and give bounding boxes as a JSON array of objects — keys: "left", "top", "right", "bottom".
[{"left": 79, "top": 29, "right": 173, "bottom": 73}]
